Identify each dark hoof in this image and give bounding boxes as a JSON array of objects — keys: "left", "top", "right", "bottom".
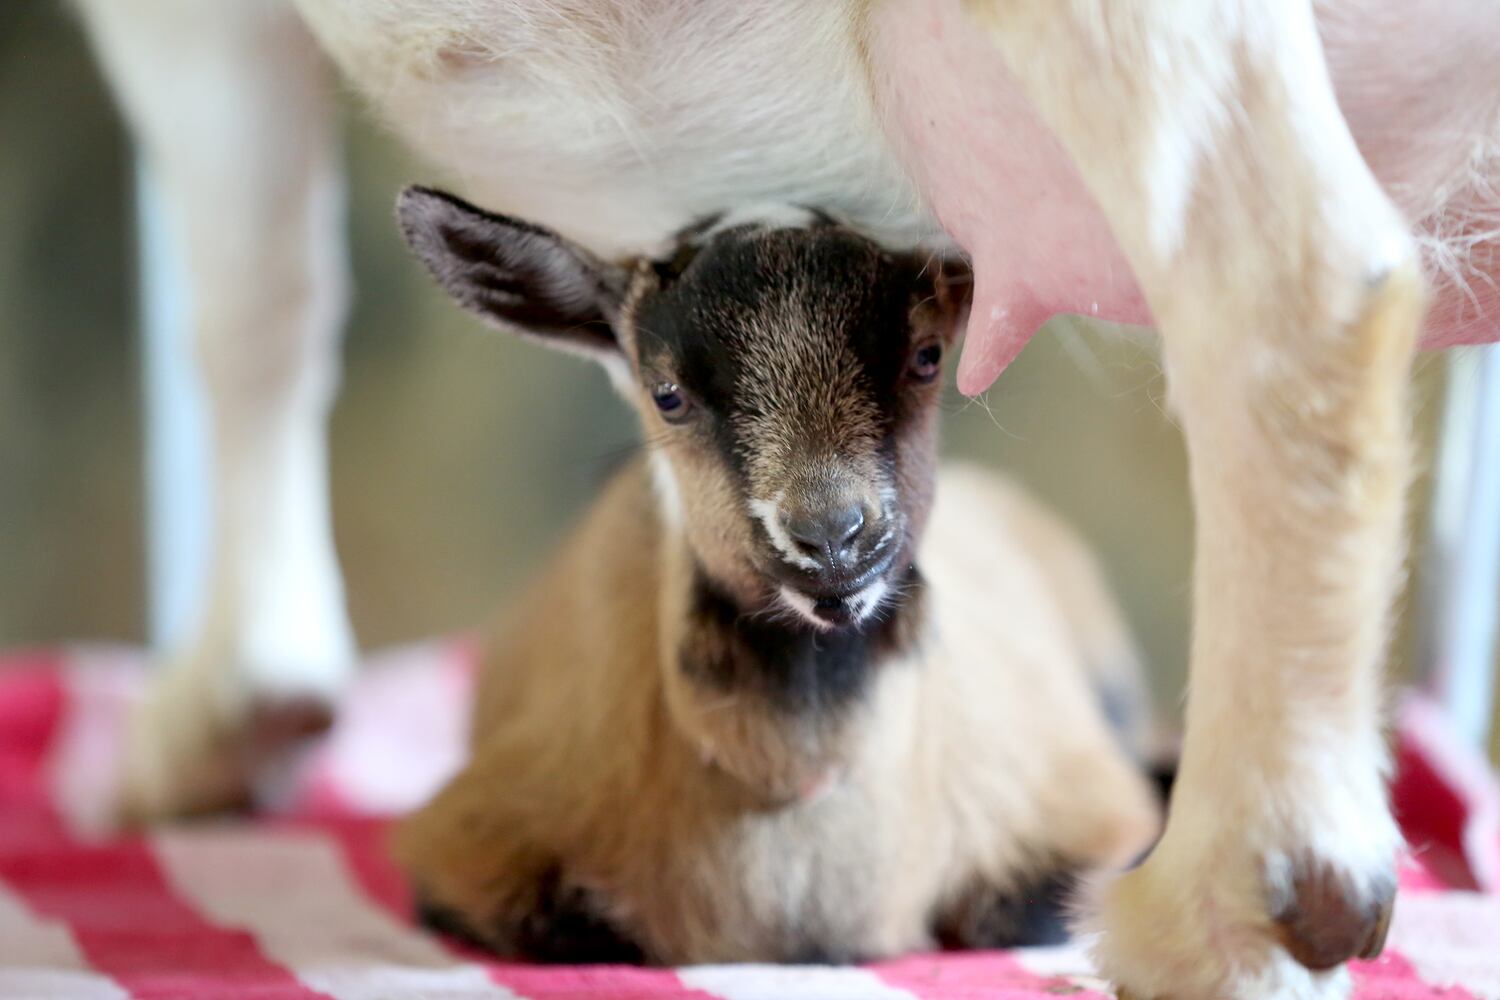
[
  {"left": 785, "top": 943, "right": 867, "bottom": 965},
  {"left": 244, "top": 695, "right": 336, "bottom": 759},
  {"left": 514, "top": 869, "right": 646, "bottom": 964},
  {"left": 937, "top": 866, "right": 1075, "bottom": 950},
  {"left": 417, "top": 867, "right": 646, "bottom": 965},
  {"left": 416, "top": 894, "right": 495, "bottom": 951},
  {"left": 1269, "top": 856, "right": 1395, "bottom": 971}
]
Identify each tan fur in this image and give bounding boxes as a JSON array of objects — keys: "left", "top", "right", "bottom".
[
  {"left": 397, "top": 458, "right": 1159, "bottom": 963},
  {"left": 381, "top": 203, "right": 1160, "bottom": 960}
]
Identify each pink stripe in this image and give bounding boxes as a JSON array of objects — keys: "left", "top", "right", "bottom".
[
  {"left": 0, "top": 655, "right": 67, "bottom": 812},
  {"left": 1398, "top": 856, "right": 1450, "bottom": 894},
  {"left": 311, "top": 819, "right": 410, "bottom": 918},
  {"left": 0, "top": 823, "right": 329, "bottom": 1000},
  {"left": 489, "top": 964, "right": 720, "bottom": 1000},
  {"left": 1353, "top": 951, "right": 1479, "bottom": 1000},
  {"left": 48, "top": 649, "right": 141, "bottom": 837},
  {"left": 873, "top": 950, "right": 1109, "bottom": 1000},
  {"left": 1396, "top": 695, "right": 1500, "bottom": 892}
]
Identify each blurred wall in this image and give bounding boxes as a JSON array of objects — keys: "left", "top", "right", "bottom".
[
  {"left": 0, "top": 4, "right": 1486, "bottom": 743},
  {"left": 0, "top": 3, "right": 140, "bottom": 642}
]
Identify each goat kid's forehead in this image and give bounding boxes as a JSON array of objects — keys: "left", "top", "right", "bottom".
[{"left": 628, "top": 227, "right": 919, "bottom": 471}]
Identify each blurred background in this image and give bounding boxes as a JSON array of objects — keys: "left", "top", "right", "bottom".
[{"left": 2, "top": 2, "right": 1493, "bottom": 754}]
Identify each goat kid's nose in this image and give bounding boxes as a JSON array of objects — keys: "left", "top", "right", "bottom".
[{"left": 785, "top": 505, "right": 865, "bottom": 563}]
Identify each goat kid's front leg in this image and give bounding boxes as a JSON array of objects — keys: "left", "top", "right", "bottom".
[
  {"left": 75, "top": 0, "right": 355, "bottom": 822},
  {"left": 969, "top": 3, "right": 1421, "bottom": 997}
]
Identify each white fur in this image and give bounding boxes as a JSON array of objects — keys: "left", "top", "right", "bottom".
[
  {"left": 776, "top": 585, "right": 830, "bottom": 632},
  {"left": 701, "top": 203, "right": 825, "bottom": 237},
  {"left": 846, "top": 578, "right": 891, "bottom": 623},
  {"left": 75, "top": 0, "right": 357, "bottom": 820},
  {"left": 294, "top": 0, "right": 931, "bottom": 259},
  {"left": 973, "top": 4, "right": 1421, "bottom": 998},
  {"left": 649, "top": 451, "right": 684, "bottom": 531},
  {"left": 777, "top": 578, "right": 891, "bottom": 631},
  {"left": 749, "top": 496, "right": 820, "bottom": 573}
]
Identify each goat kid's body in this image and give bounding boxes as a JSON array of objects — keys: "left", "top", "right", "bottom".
[{"left": 398, "top": 459, "right": 1157, "bottom": 964}]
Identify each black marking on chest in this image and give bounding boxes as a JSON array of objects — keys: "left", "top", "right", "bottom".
[{"left": 682, "top": 566, "right": 920, "bottom": 715}]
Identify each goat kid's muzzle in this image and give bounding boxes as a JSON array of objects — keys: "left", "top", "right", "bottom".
[{"left": 765, "top": 510, "right": 903, "bottom": 629}]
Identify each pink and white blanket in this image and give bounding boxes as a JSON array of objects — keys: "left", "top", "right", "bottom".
[{"left": 3, "top": 644, "right": 1498, "bottom": 999}]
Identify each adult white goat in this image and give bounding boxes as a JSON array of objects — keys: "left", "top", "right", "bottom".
[{"left": 68, "top": 2, "right": 1500, "bottom": 998}]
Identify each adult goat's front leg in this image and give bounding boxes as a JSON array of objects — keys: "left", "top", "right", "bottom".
[
  {"left": 75, "top": 0, "right": 355, "bottom": 821},
  {"left": 968, "top": 3, "right": 1422, "bottom": 997}
]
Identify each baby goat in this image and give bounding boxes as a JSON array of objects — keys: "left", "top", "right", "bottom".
[{"left": 392, "top": 187, "right": 1161, "bottom": 965}]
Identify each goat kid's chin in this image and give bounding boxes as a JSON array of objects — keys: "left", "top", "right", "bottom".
[{"left": 775, "top": 559, "right": 898, "bottom": 631}]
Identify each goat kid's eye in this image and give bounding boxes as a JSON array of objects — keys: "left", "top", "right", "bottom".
[
  {"left": 651, "top": 381, "right": 690, "bottom": 419},
  {"left": 909, "top": 343, "right": 942, "bottom": 382}
]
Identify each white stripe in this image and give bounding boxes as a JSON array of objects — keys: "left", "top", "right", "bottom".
[
  {"left": 0, "top": 883, "right": 128, "bottom": 1000},
  {"left": 679, "top": 965, "right": 919, "bottom": 1000},
  {"left": 1013, "top": 940, "right": 1112, "bottom": 994},
  {"left": 749, "top": 496, "right": 820, "bottom": 573},
  {"left": 152, "top": 828, "right": 516, "bottom": 1000},
  {"left": 1388, "top": 891, "right": 1500, "bottom": 998},
  {"left": 1013, "top": 940, "right": 1093, "bottom": 977},
  {"left": 306, "top": 642, "right": 471, "bottom": 815},
  {"left": 49, "top": 646, "right": 142, "bottom": 837}
]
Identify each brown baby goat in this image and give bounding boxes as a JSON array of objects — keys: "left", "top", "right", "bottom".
[{"left": 392, "top": 187, "right": 1161, "bottom": 965}]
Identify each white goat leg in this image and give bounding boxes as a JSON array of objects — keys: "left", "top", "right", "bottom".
[
  {"left": 73, "top": 0, "right": 355, "bottom": 821},
  {"left": 968, "top": 3, "right": 1420, "bottom": 998}
]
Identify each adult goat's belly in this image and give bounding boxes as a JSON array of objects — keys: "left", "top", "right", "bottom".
[
  {"left": 292, "top": 0, "right": 934, "bottom": 258},
  {"left": 298, "top": 0, "right": 1499, "bottom": 355}
]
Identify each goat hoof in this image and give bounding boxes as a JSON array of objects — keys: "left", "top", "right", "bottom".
[
  {"left": 119, "top": 667, "right": 339, "bottom": 827},
  {"left": 514, "top": 869, "right": 646, "bottom": 964},
  {"left": 1091, "top": 835, "right": 1386, "bottom": 1000},
  {"left": 1269, "top": 856, "right": 1395, "bottom": 971}
]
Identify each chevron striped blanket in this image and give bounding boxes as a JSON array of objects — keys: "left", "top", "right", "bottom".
[{"left": 2, "top": 645, "right": 1497, "bottom": 999}]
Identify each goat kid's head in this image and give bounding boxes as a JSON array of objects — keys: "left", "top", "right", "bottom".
[{"left": 398, "top": 187, "right": 969, "bottom": 631}]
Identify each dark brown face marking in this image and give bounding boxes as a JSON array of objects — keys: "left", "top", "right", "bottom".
[{"left": 631, "top": 223, "right": 955, "bottom": 623}]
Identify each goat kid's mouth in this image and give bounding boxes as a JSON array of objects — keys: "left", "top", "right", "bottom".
[
  {"left": 773, "top": 548, "right": 900, "bottom": 631},
  {"left": 747, "top": 492, "right": 907, "bottom": 631}
]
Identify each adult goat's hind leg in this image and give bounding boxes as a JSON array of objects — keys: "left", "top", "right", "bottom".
[
  {"left": 75, "top": 0, "right": 355, "bottom": 821},
  {"left": 969, "top": 3, "right": 1420, "bottom": 998}
]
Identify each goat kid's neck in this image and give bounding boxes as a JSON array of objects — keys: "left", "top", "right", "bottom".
[{"left": 654, "top": 518, "right": 925, "bottom": 808}]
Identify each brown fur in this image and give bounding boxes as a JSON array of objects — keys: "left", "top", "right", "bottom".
[{"left": 397, "top": 461, "right": 1160, "bottom": 963}]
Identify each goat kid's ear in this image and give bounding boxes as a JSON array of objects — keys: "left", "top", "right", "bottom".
[
  {"left": 913, "top": 253, "right": 973, "bottom": 343},
  {"left": 397, "top": 185, "right": 628, "bottom": 359}
]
